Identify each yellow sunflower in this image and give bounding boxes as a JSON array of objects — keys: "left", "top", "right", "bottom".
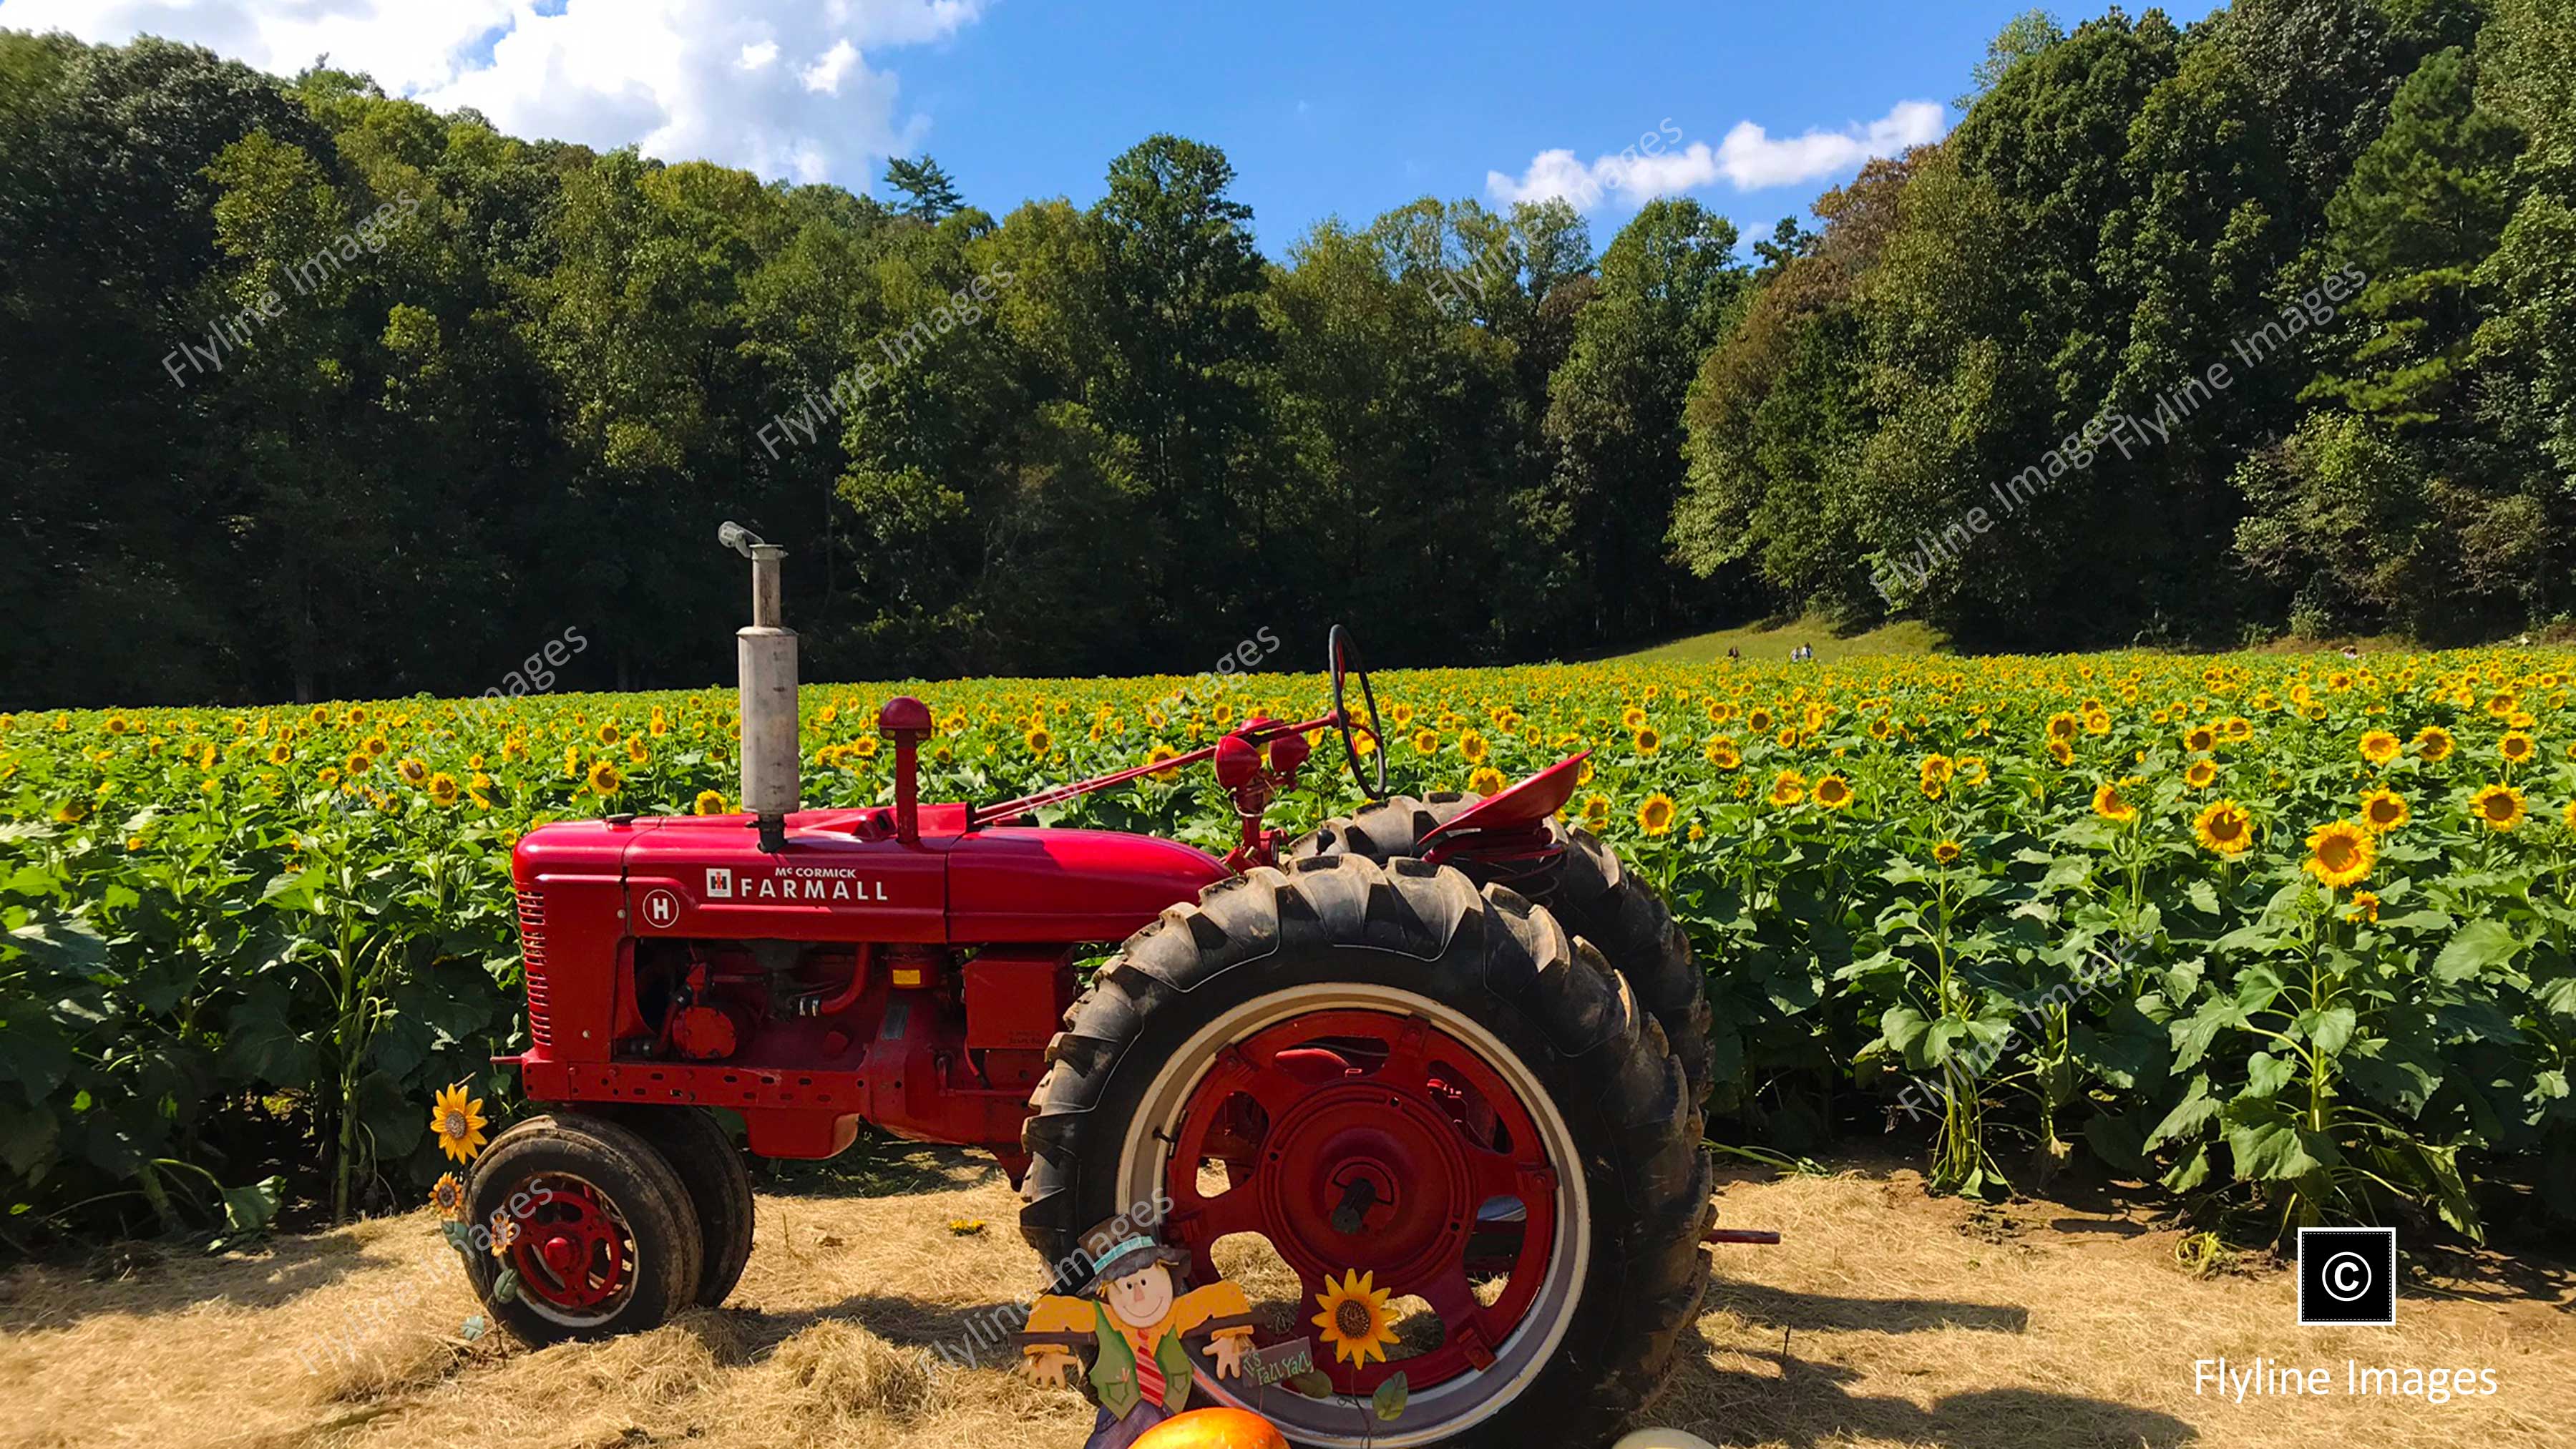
[
  {"left": 1956, "top": 756, "right": 1989, "bottom": 786},
  {"left": 1637, "top": 792, "right": 1678, "bottom": 835},
  {"left": 1460, "top": 729, "right": 1489, "bottom": 764},
  {"left": 430, "top": 1172, "right": 467, "bottom": 1221},
  {"left": 488, "top": 1209, "right": 520, "bottom": 1259},
  {"left": 2358, "top": 788, "right": 2409, "bottom": 834},
  {"left": 426, "top": 771, "right": 460, "bottom": 807},
  {"left": 1312, "top": 1269, "right": 1399, "bottom": 1367},
  {"left": 1768, "top": 770, "right": 1807, "bottom": 808},
  {"left": 2346, "top": 891, "right": 2381, "bottom": 924},
  {"left": 1932, "top": 839, "right": 1963, "bottom": 865},
  {"left": 1704, "top": 737, "right": 1740, "bottom": 770},
  {"left": 2413, "top": 726, "right": 2455, "bottom": 761},
  {"left": 1468, "top": 766, "right": 1506, "bottom": 797},
  {"left": 430, "top": 1082, "right": 489, "bottom": 1163},
  {"left": 2359, "top": 731, "right": 2400, "bottom": 766},
  {"left": 1918, "top": 754, "right": 1954, "bottom": 784},
  {"left": 1025, "top": 726, "right": 1053, "bottom": 755},
  {"left": 1813, "top": 774, "right": 1855, "bottom": 810},
  {"left": 2184, "top": 758, "right": 2218, "bottom": 789},
  {"left": 2193, "top": 800, "right": 2253, "bottom": 857},
  {"left": 2046, "top": 738, "right": 2074, "bottom": 766},
  {"left": 2303, "top": 820, "right": 2375, "bottom": 889},
  {"left": 2092, "top": 781, "right": 2138, "bottom": 824},
  {"left": 1580, "top": 793, "right": 1611, "bottom": 831},
  {"left": 2562, "top": 799, "right": 2576, "bottom": 831},
  {"left": 2182, "top": 724, "right": 2216, "bottom": 753},
  {"left": 693, "top": 789, "right": 728, "bottom": 815},
  {"left": 2499, "top": 731, "right": 2536, "bottom": 766},
  {"left": 2471, "top": 783, "right": 2526, "bottom": 831},
  {"left": 586, "top": 759, "right": 623, "bottom": 796},
  {"left": 1633, "top": 726, "right": 1662, "bottom": 756}
]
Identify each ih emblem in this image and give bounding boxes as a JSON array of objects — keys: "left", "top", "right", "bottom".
[{"left": 705, "top": 867, "right": 733, "bottom": 899}]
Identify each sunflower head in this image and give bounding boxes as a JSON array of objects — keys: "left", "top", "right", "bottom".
[
  {"left": 586, "top": 759, "right": 623, "bottom": 797},
  {"left": 2092, "top": 782, "right": 2138, "bottom": 824},
  {"left": 1932, "top": 839, "right": 1963, "bottom": 866},
  {"left": 2346, "top": 891, "right": 2381, "bottom": 924},
  {"left": 431, "top": 1081, "right": 489, "bottom": 1163},
  {"left": 1704, "top": 738, "right": 1740, "bottom": 770},
  {"left": 426, "top": 771, "right": 460, "bottom": 806},
  {"left": 1768, "top": 771, "right": 1806, "bottom": 808},
  {"left": 2303, "top": 820, "right": 2375, "bottom": 889},
  {"left": 1580, "top": 793, "right": 1611, "bottom": 831},
  {"left": 1813, "top": 774, "right": 1855, "bottom": 810},
  {"left": 1637, "top": 792, "right": 1678, "bottom": 835},
  {"left": 2183, "top": 724, "right": 2216, "bottom": 753},
  {"left": 1632, "top": 726, "right": 1661, "bottom": 756},
  {"left": 2472, "top": 783, "right": 2526, "bottom": 831},
  {"left": 2359, "top": 731, "right": 2400, "bottom": 766},
  {"left": 2414, "top": 726, "right": 2455, "bottom": 761},
  {"left": 2195, "top": 800, "right": 2253, "bottom": 857},
  {"left": 2500, "top": 731, "right": 2536, "bottom": 764},
  {"left": 1468, "top": 766, "right": 1506, "bottom": 797},
  {"left": 431, "top": 1172, "right": 467, "bottom": 1221},
  {"left": 2358, "top": 788, "right": 2409, "bottom": 833},
  {"left": 693, "top": 789, "right": 728, "bottom": 816},
  {"left": 1312, "top": 1270, "right": 1399, "bottom": 1367},
  {"left": 2184, "top": 758, "right": 2218, "bottom": 789}
]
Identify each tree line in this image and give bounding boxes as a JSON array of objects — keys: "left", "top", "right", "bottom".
[{"left": 3, "top": 1, "right": 2569, "bottom": 708}]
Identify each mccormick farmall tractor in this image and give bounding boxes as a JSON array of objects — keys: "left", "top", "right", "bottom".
[{"left": 466, "top": 525, "right": 1716, "bottom": 1447}]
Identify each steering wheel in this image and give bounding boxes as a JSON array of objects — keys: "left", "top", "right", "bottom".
[{"left": 1327, "top": 624, "right": 1388, "bottom": 801}]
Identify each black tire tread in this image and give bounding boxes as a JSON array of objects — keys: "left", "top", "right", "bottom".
[
  {"left": 1292, "top": 791, "right": 1717, "bottom": 1103},
  {"left": 609, "top": 1106, "right": 755, "bottom": 1308}
]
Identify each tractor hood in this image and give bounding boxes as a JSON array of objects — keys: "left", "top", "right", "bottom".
[{"left": 512, "top": 806, "right": 1229, "bottom": 946}]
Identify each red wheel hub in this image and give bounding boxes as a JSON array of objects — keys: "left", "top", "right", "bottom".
[
  {"left": 1163, "top": 1009, "right": 1561, "bottom": 1396},
  {"left": 506, "top": 1176, "right": 632, "bottom": 1314}
]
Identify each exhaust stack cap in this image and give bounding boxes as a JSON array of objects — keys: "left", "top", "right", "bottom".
[{"left": 723, "top": 521, "right": 798, "bottom": 849}]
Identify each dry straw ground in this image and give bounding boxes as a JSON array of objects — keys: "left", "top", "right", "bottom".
[{"left": 6, "top": 1149, "right": 2569, "bottom": 1449}]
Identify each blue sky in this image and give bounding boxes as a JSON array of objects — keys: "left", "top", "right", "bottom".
[
  {"left": 894, "top": 0, "right": 2052, "bottom": 254},
  {"left": 6, "top": 0, "right": 2190, "bottom": 258}
]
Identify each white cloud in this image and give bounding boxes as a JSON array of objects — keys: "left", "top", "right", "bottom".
[
  {"left": 1488, "top": 100, "right": 1946, "bottom": 211},
  {"left": 1, "top": 0, "right": 984, "bottom": 187}
]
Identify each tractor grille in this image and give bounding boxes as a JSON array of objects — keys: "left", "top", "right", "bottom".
[{"left": 516, "top": 888, "right": 552, "bottom": 1047}]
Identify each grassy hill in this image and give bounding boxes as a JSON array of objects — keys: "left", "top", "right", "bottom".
[{"left": 1604, "top": 613, "right": 1948, "bottom": 665}]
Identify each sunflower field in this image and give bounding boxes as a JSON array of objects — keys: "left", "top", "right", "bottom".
[{"left": 3, "top": 648, "right": 2572, "bottom": 1246}]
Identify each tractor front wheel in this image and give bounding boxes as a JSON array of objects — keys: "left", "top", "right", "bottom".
[
  {"left": 463, "top": 1113, "right": 705, "bottom": 1345},
  {"left": 1021, "top": 855, "right": 1709, "bottom": 1448}
]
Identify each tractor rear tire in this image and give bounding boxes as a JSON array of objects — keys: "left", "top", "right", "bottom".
[
  {"left": 610, "top": 1106, "right": 756, "bottom": 1307},
  {"left": 463, "top": 1112, "right": 705, "bottom": 1345},
  {"left": 1020, "top": 854, "right": 1710, "bottom": 1448},
  {"left": 1291, "top": 793, "right": 1715, "bottom": 1106}
]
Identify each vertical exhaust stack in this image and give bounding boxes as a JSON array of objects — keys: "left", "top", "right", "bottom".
[{"left": 721, "top": 522, "right": 798, "bottom": 852}]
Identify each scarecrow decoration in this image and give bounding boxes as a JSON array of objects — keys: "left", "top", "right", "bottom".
[{"left": 1017, "top": 1219, "right": 1262, "bottom": 1449}]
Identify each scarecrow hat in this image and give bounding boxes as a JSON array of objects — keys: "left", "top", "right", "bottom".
[{"left": 1078, "top": 1215, "right": 1190, "bottom": 1289}]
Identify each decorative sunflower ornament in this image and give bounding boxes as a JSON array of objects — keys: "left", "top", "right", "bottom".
[
  {"left": 430, "top": 1081, "right": 489, "bottom": 1163},
  {"left": 431, "top": 1171, "right": 467, "bottom": 1221},
  {"left": 1311, "top": 1269, "right": 1399, "bottom": 1367}
]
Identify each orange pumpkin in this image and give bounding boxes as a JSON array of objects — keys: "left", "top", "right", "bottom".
[{"left": 1131, "top": 1407, "right": 1290, "bottom": 1449}]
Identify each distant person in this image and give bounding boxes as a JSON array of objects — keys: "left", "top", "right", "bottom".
[{"left": 1727, "top": 646, "right": 1740, "bottom": 661}]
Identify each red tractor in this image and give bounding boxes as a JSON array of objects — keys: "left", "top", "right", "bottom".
[{"left": 466, "top": 525, "right": 1714, "bottom": 1447}]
